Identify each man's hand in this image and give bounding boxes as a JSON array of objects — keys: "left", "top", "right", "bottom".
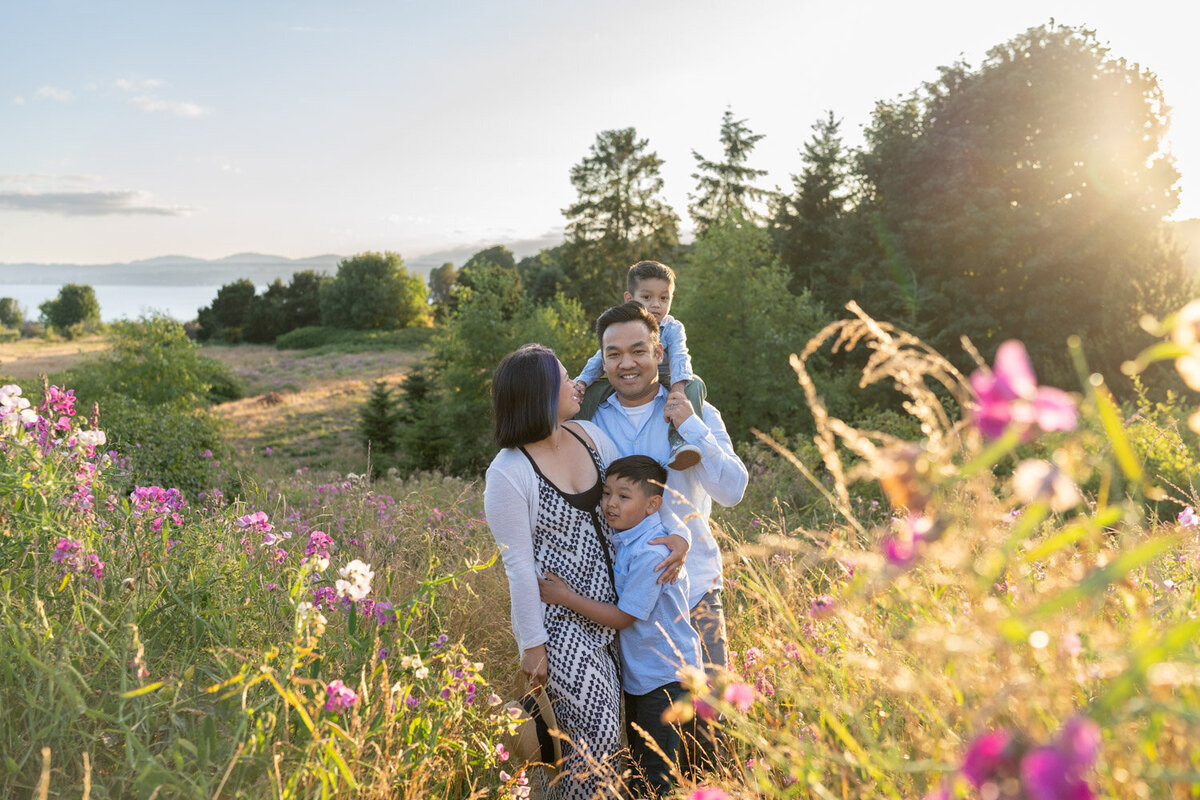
[
  {"left": 521, "top": 643, "right": 548, "bottom": 688},
  {"left": 538, "top": 572, "right": 574, "bottom": 605},
  {"left": 664, "top": 386, "right": 694, "bottom": 427},
  {"left": 650, "top": 533, "right": 688, "bottom": 584}
]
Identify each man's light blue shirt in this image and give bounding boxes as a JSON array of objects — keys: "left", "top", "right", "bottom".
[
  {"left": 591, "top": 385, "right": 749, "bottom": 607},
  {"left": 611, "top": 514, "right": 702, "bottom": 695}
]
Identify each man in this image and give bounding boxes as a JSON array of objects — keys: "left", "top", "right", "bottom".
[{"left": 587, "top": 300, "right": 748, "bottom": 675}]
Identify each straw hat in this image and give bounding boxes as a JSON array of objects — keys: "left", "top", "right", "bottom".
[{"left": 501, "top": 684, "right": 562, "bottom": 777}]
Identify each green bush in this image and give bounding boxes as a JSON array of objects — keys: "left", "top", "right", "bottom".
[{"left": 276, "top": 325, "right": 433, "bottom": 353}]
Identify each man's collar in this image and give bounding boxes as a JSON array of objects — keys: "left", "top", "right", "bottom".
[{"left": 602, "top": 384, "right": 668, "bottom": 411}]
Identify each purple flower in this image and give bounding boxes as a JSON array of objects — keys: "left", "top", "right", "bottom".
[
  {"left": 1021, "top": 746, "right": 1095, "bottom": 800},
  {"left": 962, "top": 729, "right": 1012, "bottom": 788},
  {"left": 970, "top": 341, "right": 1078, "bottom": 441},
  {"left": 810, "top": 595, "right": 835, "bottom": 617},
  {"left": 1178, "top": 506, "right": 1199, "bottom": 529}
]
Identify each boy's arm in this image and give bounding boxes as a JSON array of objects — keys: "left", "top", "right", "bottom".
[
  {"left": 538, "top": 573, "right": 635, "bottom": 630},
  {"left": 661, "top": 318, "right": 695, "bottom": 385},
  {"left": 572, "top": 348, "right": 606, "bottom": 387}
]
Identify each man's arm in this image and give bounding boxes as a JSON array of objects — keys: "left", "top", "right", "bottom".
[
  {"left": 538, "top": 573, "right": 635, "bottom": 630},
  {"left": 675, "top": 404, "right": 748, "bottom": 507}
]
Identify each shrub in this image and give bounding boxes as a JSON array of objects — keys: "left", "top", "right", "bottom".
[
  {"left": 276, "top": 325, "right": 434, "bottom": 353},
  {"left": 39, "top": 283, "right": 101, "bottom": 339}
]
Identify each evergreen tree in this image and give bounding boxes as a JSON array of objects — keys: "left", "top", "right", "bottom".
[
  {"left": 688, "top": 109, "right": 772, "bottom": 233},
  {"left": 562, "top": 128, "right": 679, "bottom": 315},
  {"left": 772, "top": 111, "right": 850, "bottom": 299},
  {"left": 283, "top": 270, "right": 327, "bottom": 330},
  {"left": 359, "top": 380, "right": 402, "bottom": 477}
]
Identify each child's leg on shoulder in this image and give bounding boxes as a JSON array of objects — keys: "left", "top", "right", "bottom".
[
  {"left": 624, "top": 682, "right": 689, "bottom": 797},
  {"left": 665, "top": 376, "right": 707, "bottom": 467},
  {"left": 574, "top": 380, "right": 614, "bottom": 421}
]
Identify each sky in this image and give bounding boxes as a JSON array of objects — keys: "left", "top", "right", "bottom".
[{"left": 1, "top": 0, "right": 1197, "bottom": 267}]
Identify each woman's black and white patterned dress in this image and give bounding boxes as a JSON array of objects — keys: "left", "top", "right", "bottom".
[{"left": 519, "top": 427, "right": 621, "bottom": 800}]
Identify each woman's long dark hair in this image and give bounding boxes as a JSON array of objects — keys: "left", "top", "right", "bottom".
[{"left": 492, "top": 344, "right": 560, "bottom": 448}]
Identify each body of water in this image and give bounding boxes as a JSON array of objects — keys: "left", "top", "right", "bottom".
[{"left": 0, "top": 285, "right": 238, "bottom": 323}]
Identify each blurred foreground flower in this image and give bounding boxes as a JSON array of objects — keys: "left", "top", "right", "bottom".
[
  {"left": 1011, "top": 459, "right": 1082, "bottom": 513},
  {"left": 688, "top": 789, "right": 730, "bottom": 800},
  {"left": 956, "top": 716, "right": 1099, "bottom": 799},
  {"left": 1178, "top": 506, "right": 1199, "bottom": 529},
  {"left": 970, "top": 341, "right": 1077, "bottom": 441}
]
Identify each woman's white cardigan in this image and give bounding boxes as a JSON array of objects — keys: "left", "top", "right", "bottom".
[{"left": 482, "top": 421, "right": 621, "bottom": 655}]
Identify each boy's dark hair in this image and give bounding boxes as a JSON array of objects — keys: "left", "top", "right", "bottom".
[
  {"left": 595, "top": 301, "right": 659, "bottom": 347},
  {"left": 492, "top": 343, "right": 560, "bottom": 448},
  {"left": 627, "top": 260, "right": 675, "bottom": 294},
  {"left": 605, "top": 455, "right": 667, "bottom": 497}
]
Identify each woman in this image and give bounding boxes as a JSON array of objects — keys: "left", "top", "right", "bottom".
[{"left": 484, "top": 344, "right": 686, "bottom": 798}]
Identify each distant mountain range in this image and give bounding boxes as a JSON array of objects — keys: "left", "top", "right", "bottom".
[{"left": 0, "top": 232, "right": 563, "bottom": 287}]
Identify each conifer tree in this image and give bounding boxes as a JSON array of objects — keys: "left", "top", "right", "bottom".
[{"left": 688, "top": 109, "right": 773, "bottom": 234}]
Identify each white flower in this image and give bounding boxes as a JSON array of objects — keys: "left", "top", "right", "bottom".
[
  {"left": 414, "top": 666, "right": 429, "bottom": 680},
  {"left": 1012, "top": 459, "right": 1082, "bottom": 513},
  {"left": 335, "top": 559, "right": 374, "bottom": 600},
  {"left": 77, "top": 429, "right": 107, "bottom": 448}
]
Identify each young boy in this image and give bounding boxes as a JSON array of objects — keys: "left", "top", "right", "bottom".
[
  {"left": 573, "top": 260, "right": 707, "bottom": 470},
  {"left": 538, "top": 455, "right": 702, "bottom": 798}
]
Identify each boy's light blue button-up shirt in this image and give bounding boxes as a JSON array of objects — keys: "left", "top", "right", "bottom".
[
  {"left": 611, "top": 514, "right": 702, "bottom": 696},
  {"left": 591, "top": 386, "right": 749, "bottom": 607}
]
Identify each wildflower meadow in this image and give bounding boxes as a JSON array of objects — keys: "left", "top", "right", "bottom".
[{"left": 4, "top": 299, "right": 1200, "bottom": 799}]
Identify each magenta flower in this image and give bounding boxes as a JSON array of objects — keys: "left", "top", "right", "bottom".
[
  {"left": 810, "top": 594, "right": 835, "bottom": 617},
  {"left": 236, "top": 511, "right": 273, "bottom": 533},
  {"left": 961, "top": 729, "right": 1013, "bottom": 788},
  {"left": 722, "top": 682, "right": 755, "bottom": 712},
  {"left": 1021, "top": 746, "right": 1095, "bottom": 800},
  {"left": 324, "top": 679, "right": 358, "bottom": 712},
  {"left": 687, "top": 789, "right": 730, "bottom": 800},
  {"left": 970, "top": 341, "right": 1078, "bottom": 441},
  {"left": 693, "top": 695, "right": 718, "bottom": 721}
]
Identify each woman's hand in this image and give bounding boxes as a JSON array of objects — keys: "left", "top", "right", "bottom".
[
  {"left": 650, "top": 533, "right": 689, "bottom": 584},
  {"left": 538, "top": 572, "right": 573, "bottom": 605},
  {"left": 521, "top": 643, "right": 548, "bottom": 688}
]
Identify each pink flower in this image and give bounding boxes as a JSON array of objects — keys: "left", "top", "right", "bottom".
[
  {"left": 688, "top": 789, "right": 730, "bottom": 800},
  {"left": 810, "top": 594, "right": 835, "bottom": 617},
  {"left": 1178, "top": 506, "right": 1199, "bottom": 528},
  {"left": 962, "top": 729, "right": 1012, "bottom": 788},
  {"left": 495, "top": 743, "right": 509, "bottom": 762},
  {"left": 970, "top": 340, "right": 1077, "bottom": 441},
  {"left": 324, "top": 679, "right": 358, "bottom": 712},
  {"left": 693, "top": 695, "right": 718, "bottom": 721},
  {"left": 883, "top": 513, "right": 936, "bottom": 567},
  {"left": 722, "top": 682, "right": 755, "bottom": 712}
]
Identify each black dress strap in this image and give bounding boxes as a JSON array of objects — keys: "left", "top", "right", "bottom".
[{"left": 518, "top": 427, "right": 604, "bottom": 511}]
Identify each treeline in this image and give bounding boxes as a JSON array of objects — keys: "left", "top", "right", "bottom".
[
  {"left": 359, "top": 23, "right": 1193, "bottom": 476},
  {"left": 195, "top": 251, "right": 428, "bottom": 343}
]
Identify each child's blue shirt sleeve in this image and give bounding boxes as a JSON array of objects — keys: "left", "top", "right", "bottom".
[
  {"left": 660, "top": 316, "right": 695, "bottom": 384},
  {"left": 615, "top": 543, "right": 668, "bottom": 621},
  {"left": 573, "top": 348, "right": 605, "bottom": 386}
]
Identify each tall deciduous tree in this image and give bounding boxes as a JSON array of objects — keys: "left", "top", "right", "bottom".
[
  {"left": 689, "top": 109, "right": 772, "bottom": 233},
  {"left": 562, "top": 128, "right": 679, "bottom": 315},
  {"left": 319, "top": 251, "right": 429, "bottom": 330},
  {"left": 427, "top": 262, "right": 457, "bottom": 311},
  {"left": 848, "top": 22, "right": 1189, "bottom": 389},
  {"left": 0, "top": 298, "right": 24, "bottom": 329},
  {"left": 772, "top": 111, "right": 850, "bottom": 298},
  {"left": 196, "top": 279, "right": 256, "bottom": 342}
]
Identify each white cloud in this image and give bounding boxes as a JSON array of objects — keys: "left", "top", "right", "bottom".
[
  {"left": 0, "top": 189, "right": 192, "bottom": 216},
  {"left": 12, "top": 96, "right": 25, "bottom": 105},
  {"left": 35, "top": 86, "right": 74, "bottom": 102},
  {"left": 130, "top": 95, "right": 211, "bottom": 117},
  {"left": 115, "top": 77, "right": 164, "bottom": 92}
]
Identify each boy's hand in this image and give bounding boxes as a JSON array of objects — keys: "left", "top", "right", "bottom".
[
  {"left": 664, "top": 387, "right": 694, "bottom": 426},
  {"left": 650, "top": 533, "right": 688, "bottom": 584},
  {"left": 538, "top": 572, "right": 574, "bottom": 604},
  {"left": 573, "top": 380, "right": 587, "bottom": 400}
]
